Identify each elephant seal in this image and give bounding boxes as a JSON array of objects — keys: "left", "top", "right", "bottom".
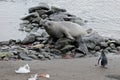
[
  {"left": 43, "top": 21, "right": 87, "bottom": 41},
  {"left": 43, "top": 21, "right": 87, "bottom": 47}
]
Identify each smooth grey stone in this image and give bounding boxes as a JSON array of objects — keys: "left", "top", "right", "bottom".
[
  {"left": 109, "top": 43, "right": 116, "bottom": 49},
  {"left": 31, "top": 23, "right": 39, "bottom": 27},
  {"left": 41, "top": 14, "right": 48, "bottom": 19},
  {"left": 18, "top": 53, "right": 33, "bottom": 61},
  {"left": 36, "top": 37, "right": 47, "bottom": 42},
  {"left": 38, "top": 54, "right": 45, "bottom": 59},
  {"left": 109, "top": 49, "right": 118, "bottom": 53},
  {"left": 31, "top": 27, "right": 39, "bottom": 32},
  {"left": 53, "top": 55, "right": 62, "bottom": 59},
  {"left": 21, "top": 12, "right": 39, "bottom": 20},
  {"left": 115, "top": 39, "right": 120, "bottom": 46},
  {"left": 100, "top": 42, "right": 108, "bottom": 48},
  {"left": 89, "top": 50, "right": 96, "bottom": 54},
  {"left": 70, "top": 18, "right": 86, "bottom": 25},
  {"left": 35, "top": 9, "right": 48, "bottom": 16},
  {"left": 29, "top": 3, "right": 50, "bottom": 13},
  {"left": 83, "top": 30, "right": 104, "bottom": 50},
  {"left": 55, "top": 38, "right": 71, "bottom": 49},
  {"left": 0, "top": 41, "right": 10, "bottom": 46},
  {"left": 22, "top": 34, "right": 36, "bottom": 44},
  {"left": 16, "top": 39, "right": 21, "bottom": 44},
  {"left": 60, "top": 45, "right": 75, "bottom": 53},
  {"left": 24, "top": 28, "right": 31, "bottom": 32},
  {"left": 117, "top": 46, "right": 120, "bottom": 51},
  {"left": 49, "top": 12, "right": 68, "bottom": 21},
  {"left": 94, "top": 46, "right": 101, "bottom": 51},
  {"left": 0, "top": 52, "right": 14, "bottom": 58},
  {"left": 3, "top": 57, "right": 9, "bottom": 61},
  {"left": 42, "top": 52, "right": 52, "bottom": 60},
  {"left": 51, "top": 6, "right": 66, "bottom": 13},
  {"left": 74, "top": 53, "right": 85, "bottom": 58},
  {"left": 28, "top": 54, "right": 38, "bottom": 59},
  {"left": 50, "top": 49, "right": 61, "bottom": 55},
  {"left": 105, "top": 47, "right": 112, "bottom": 51},
  {"left": 41, "top": 32, "right": 49, "bottom": 37}
]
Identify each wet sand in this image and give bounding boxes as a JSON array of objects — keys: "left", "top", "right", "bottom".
[{"left": 0, "top": 55, "right": 120, "bottom": 80}]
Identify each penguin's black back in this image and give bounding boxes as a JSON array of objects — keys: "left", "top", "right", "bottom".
[{"left": 101, "top": 50, "right": 108, "bottom": 66}]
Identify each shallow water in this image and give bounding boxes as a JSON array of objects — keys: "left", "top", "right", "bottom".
[{"left": 0, "top": 0, "right": 120, "bottom": 41}]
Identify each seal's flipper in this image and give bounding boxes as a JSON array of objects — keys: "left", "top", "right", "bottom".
[{"left": 64, "top": 30, "right": 75, "bottom": 41}]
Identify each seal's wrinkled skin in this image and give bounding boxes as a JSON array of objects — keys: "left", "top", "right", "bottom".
[{"left": 43, "top": 21, "right": 87, "bottom": 41}]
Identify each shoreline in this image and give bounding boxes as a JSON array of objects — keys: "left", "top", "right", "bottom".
[{"left": 0, "top": 55, "right": 120, "bottom": 80}]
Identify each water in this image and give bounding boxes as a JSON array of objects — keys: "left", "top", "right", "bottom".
[{"left": 0, "top": 0, "right": 120, "bottom": 41}]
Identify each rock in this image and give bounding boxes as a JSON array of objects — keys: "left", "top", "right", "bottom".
[
  {"left": 105, "top": 47, "right": 111, "bottom": 52},
  {"left": 94, "top": 51, "right": 101, "bottom": 57},
  {"left": 18, "top": 53, "right": 33, "bottom": 61},
  {"left": 55, "top": 38, "right": 71, "bottom": 49},
  {"left": 0, "top": 52, "right": 14, "bottom": 59},
  {"left": 31, "top": 44, "right": 44, "bottom": 49},
  {"left": 29, "top": 3, "right": 50, "bottom": 13},
  {"left": 70, "top": 17, "right": 86, "bottom": 25},
  {"left": 24, "top": 28, "right": 32, "bottom": 32},
  {"left": 53, "top": 55, "right": 62, "bottom": 59},
  {"left": 100, "top": 42, "right": 108, "bottom": 48},
  {"left": 51, "top": 6, "right": 66, "bottom": 13},
  {"left": 19, "top": 20, "right": 29, "bottom": 31},
  {"left": 89, "top": 50, "right": 96, "bottom": 54},
  {"left": 41, "top": 14, "right": 48, "bottom": 19},
  {"left": 74, "top": 53, "right": 85, "bottom": 58},
  {"left": 109, "top": 43, "right": 116, "bottom": 49},
  {"left": 94, "top": 46, "right": 101, "bottom": 51},
  {"left": 22, "top": 34, "right": 36, "bottom": 44},
  {"left": 115, "top": 39, "right": 120, "bottom": 46},
  {"left": 36, "top": 37, "right": 47, "bottom": 42},
  {"left": 41, "top": 32, "right": 49, "bottom": 37},
  {"left": 42, "top": 52, "right": 53, "bottom": 60},
  {"left": 35, "top": 9, "right": 48, "bottom": 16},
  {"left": 86, "top": 42, "right": 96, "bottom": 50},
  {"left": 31, "top": 23, "right": 39, "bottom": 27},
  {"left": 109, "top": 50, "right": 118, "bottom": 53},
  {"left": 16, "top": 39, "right": 21, "bottom": 44},
  {"left": 26, "top": 24, "right": 34, "bottom": 29},
  {"left": 83, "top": 29, "right": 104, "bottom": 50},
  {"left": 1, "top": 46, "right": 10, "bottom": 51},
  {"left": 28, "top": 54, "right": 38, "bottom": 59},
  {"left": 50, "top": 49, "right": 61, "bottom": 55},
  {"left": 63, "top": 53, "right": 73, "bottom": 59},
  {"left": 38, "top": 54, "right": 45, "bottom": 60},
  {"left": 76, "top": 36, "right": 89, "bottom": 55},
  {"left": 9, "top": 39, "right": 16, "bottom": 45},
  {"left": 3, "top": 57, "right": 9, "bottom": 61},
  {"left": 49, "top": 12, "right": 69, "bottom": 21},
  {"left": 75, "top": 47, "right": 87, "bottom": 55},
  {"left": 0, "top": 41, "right": 10, "bottom": 46},
  {"left": 31, "top": 27, "right": 39, "bottom": 32},
  {"left": 107, "top": 39, "right": 116, "bottom": 45},
  {"left": 32, "top": 41, "right": 41, "bottom": 45},
  {"left": 60, "top": 45, "right": 75, "bottom": 54},
  {"left": 21, "top": 12, "right": 39, "bottom": 20},
  {"left": 117, "top": 46, "right": 120, "bottom": 51}
]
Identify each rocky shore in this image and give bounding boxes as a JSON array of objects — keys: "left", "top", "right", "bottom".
[{"left": 0, "top": 3, "right": 120, "bottom": 61}]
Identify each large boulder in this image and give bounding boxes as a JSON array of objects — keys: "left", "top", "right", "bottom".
[
  {"left": 22, "top": 34, "right": 36, "bottom": 44},
  {"left": 29, "top": 3, "right": 50, "bottom": 13}
]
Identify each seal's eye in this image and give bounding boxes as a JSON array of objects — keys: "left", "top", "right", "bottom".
[
  {"left": 47, "top": 23, "right": 51, "bottom": 26},
  {"left": 44, "top": 22, "right": 51, "bottom": 28}
]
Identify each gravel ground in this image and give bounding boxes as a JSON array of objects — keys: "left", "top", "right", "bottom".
[{"left": 0, "top": 54, "right": 120, "bottom": 80}]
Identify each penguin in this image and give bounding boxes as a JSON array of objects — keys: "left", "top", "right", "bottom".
[{"left": 98, "top": 49, "right": 108, "bottom": 68}]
